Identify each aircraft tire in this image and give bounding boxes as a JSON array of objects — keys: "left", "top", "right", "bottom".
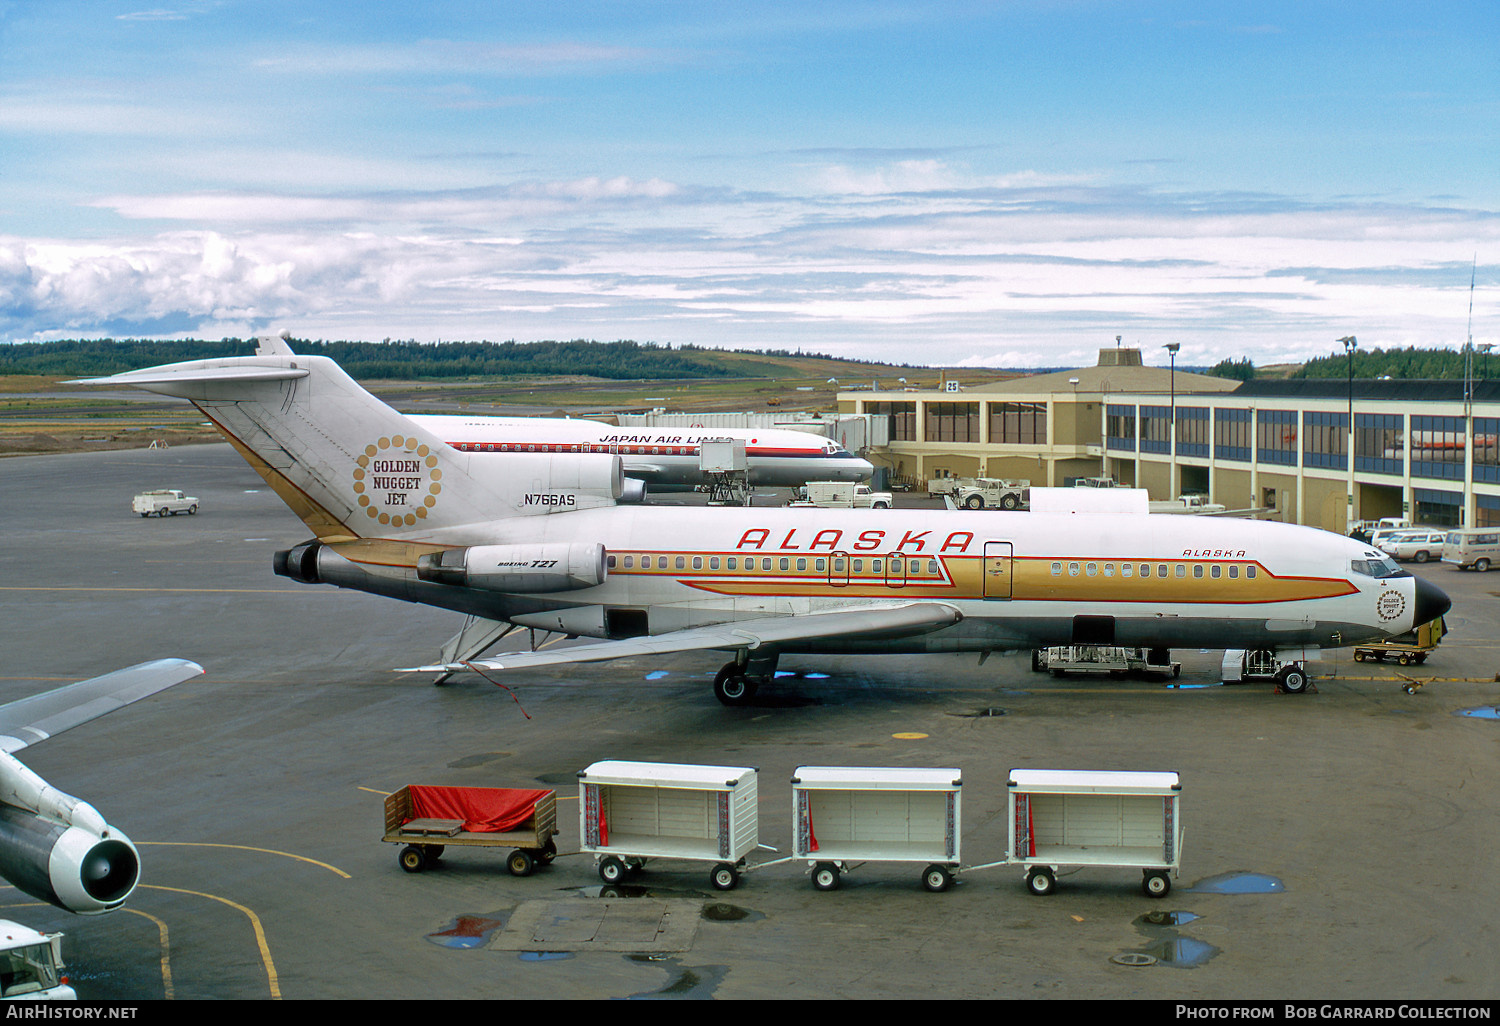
[
  {"left": 713, "top": 664, "right": 759, "bottom": 706},
  {"left": 1278, "top": 665, "right": 1309, "bottom": 694}
]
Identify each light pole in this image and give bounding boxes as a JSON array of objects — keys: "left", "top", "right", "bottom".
[
  {"left": 1164, "top": 343, "right": 1179, "bottom": 498},
  {"left": 1339, "top": 336, "right": 1356, "bottom": 530}
]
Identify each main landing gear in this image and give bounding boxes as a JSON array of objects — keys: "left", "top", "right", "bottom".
[{"left": 713, "top": 651, "right": 779, "bottom": 706}]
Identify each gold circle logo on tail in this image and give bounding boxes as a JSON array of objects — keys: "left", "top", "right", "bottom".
[
  {"left": 352, "top": 435, "right": 442, "bottom": 528},
  {"left": 1376, "top": 591, "right": 1406, "bottom": 622}
]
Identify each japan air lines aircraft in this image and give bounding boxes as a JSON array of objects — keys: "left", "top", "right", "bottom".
[
  {"left": 79, "top": 339, "right": 1449, "bottom": 704},
  {"left": 404, "top": 414, "right": 873, "bottom": 495}
]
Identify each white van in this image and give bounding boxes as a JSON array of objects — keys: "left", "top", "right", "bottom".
[
  {"left": 1441, "top": 529, "right": 1500, "bottom": 571},
  {"left": 1378, "top": 529, "right": 1449, "bottom": 563}
]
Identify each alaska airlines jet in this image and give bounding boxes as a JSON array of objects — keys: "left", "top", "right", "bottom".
[
  {"left": 407, "top": 414, "right": 873, "bottom": 492},
  {"left": 77, "top": 340, "right": 1449, "bottom": 704}
]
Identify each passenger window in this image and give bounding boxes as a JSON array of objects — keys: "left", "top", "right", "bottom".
[
  {"left": 676, "top": 556, "right": 686, "bottom": 570},
  {"left": 641, "top": 556, "right": 652, "bottom": 569},
  {"left": 1068, "top": 562, "right": 1080, "bottom": 577},
  {"left": 779, "top": 557, "right": 790, "bottom": 571},
  {"left": 853, "top": 559, "right": 863, "bottom": 572},
  {"left": 1157, "top": 564, "right": 1167, "bottom": 578},
  {"left": 692, "top": 556, "right": 702, "bottom": 570},
  {"left": 816, "top": 559, "right": 826, "bottom": 572},
  {"left": 1211, "top": 565, "right": 1221, "bottom": 579},
  {"left": 1193, "top": 565, "right": 1203, "bottom": 578},
  {"left": 1051, "top": 562, "right": 1062, "bottom": 576},
  {"left": 1228, "top": 565, "right": 1238, "bottom": 578},
  {"left": 797, "top": 558, "right": 807, "bottom": 571},
  {"left": 1247, "top": 565, "right": 1257, "bottom": 578},
  {"left": 623, "top": 556, "right": 633, "bottom": 569},
  {"left": 710, "top": 557, "right": 720, "bottom": 570},
  {"left": 1086, "top": 562, "right": 1097, "bottom": 577},
  {"left": 872, "top": 560, "right": 883, "bottom": 573},
  {"left": 607, "top": 555, "right": 617, "bottom": 569},
  {"left": 1121, "top": 563, "right": 1133, "bottom": 578},
  {"left": 1175, "top": 565, "right": 1186, "bottom": 578},
  {"left": 762, "top": 557, "right": 773, "bottom": 571},
  {"left": 1103, "top": 563, "right": 1114, "bottom": 577}
]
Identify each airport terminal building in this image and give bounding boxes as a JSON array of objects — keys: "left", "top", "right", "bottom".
[{"left": 840, "top": 347, "right": 1500, "bottom": 533}]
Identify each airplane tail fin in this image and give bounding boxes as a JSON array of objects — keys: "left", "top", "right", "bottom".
[{"left": 75, "top": 340, "right": 622, "bottom": 540}]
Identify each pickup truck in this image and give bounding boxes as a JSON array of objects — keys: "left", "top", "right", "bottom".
[
  {"left": 0, "top": 920, "right": 74, "bottom": 999},
  {"left": 132, "top": 489, "right": 199, "bottom": 517},
  {"left": 789, "top": 481, "right": 893, "bottom": 509}
]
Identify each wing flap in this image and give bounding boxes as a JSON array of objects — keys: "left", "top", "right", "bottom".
[{"left": 401, "top": 602, "right": 961, "bottom": 674}]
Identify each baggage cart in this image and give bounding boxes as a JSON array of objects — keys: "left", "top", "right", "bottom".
[
  {"left": 1353, "top": 616, "right": 1446, "bottom": 671},
  {"left": 1006, "top": 769, "right": 1182, "bottom": 897},
  {"left": 791, "top": 766, "right": 962, "bottom": 892},
  {"left": 383, "top": 785, "right": 557, "bottom": 877},
  {"left": 578, "top": 760, "right": 759, "bottom": 891}
]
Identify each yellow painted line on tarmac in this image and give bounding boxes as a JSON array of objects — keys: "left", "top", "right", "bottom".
[
  {"left": 139, "top": 885, "right": 281, "bottom": 1000},
  {"left": 138, "top": 842, "right": 351, "bottom": 878}
]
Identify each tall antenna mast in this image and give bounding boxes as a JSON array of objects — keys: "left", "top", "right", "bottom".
[{"left": 1465, "top": 256, "right": 1476, "bottom": 417}]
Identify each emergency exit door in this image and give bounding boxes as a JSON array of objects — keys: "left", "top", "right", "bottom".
[{"left": 983, "top": 541, "right": 1013, "bottom": 600}]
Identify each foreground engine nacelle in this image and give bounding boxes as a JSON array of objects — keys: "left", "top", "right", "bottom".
[
  {"left": 416, "top": 542, "right": 608, "bottom": 593},
  {"left": 0, "top": 752, "right": 139, "bottom": 915}
]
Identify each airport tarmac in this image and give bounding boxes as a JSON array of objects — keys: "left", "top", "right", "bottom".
[{"left": 1, "top": 443, "right": 1497, "bottom": 1002}]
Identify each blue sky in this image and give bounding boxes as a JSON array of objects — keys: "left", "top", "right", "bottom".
[{"left": 1, "top": 1, "right": 1496, "bottom": 368}]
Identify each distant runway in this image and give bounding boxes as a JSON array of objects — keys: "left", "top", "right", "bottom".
[{"left": 1, "top": 444, "right": 1497, "bottom": 1000}]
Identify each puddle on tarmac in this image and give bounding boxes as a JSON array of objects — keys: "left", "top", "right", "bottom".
[
  {"left": 774, "top": 670, "right": 831, "bottom": 680},
  {"left": 1456, "top": 706, "right": 1500, "bottom": 720},
  {"left": 625, "top": 956, "right": 729, "bottom": 999},
  {"left": 700, "top": 902, "right": 764, "bottom": 924},
  {"left": 1136, "top": 936, "right": 1219, "bottom": 968},
  {"left": 1167, "top": 682, "right": 1223, "bottom": 690},
  {"left": 426, "top": 913, "right": 507, "bottom": 948},
  {"left": 1126, "top": 908, "right": 1217, "bottom": 968},
  {"left": 644, "top": 670, "right": 670, "bottom": 680},
  {"left": 1186, "top": 871, "right": 1285, "bottom": 894},
  {"left": 518, "top": 951, "right": 574, "bottom": 962},
  {"left": 1136, "top": 910, "right": 1200, "bottom": 928}
]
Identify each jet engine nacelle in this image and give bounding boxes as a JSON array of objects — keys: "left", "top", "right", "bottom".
[
  {"left": 0, "top": 752, "right": 139, "bottom": 915},
  {"left": 466, "top": 452, "right": 625, "bottom": 513},
  {"left": 416, "top": 542, "right": 608, "bottom": 593}
]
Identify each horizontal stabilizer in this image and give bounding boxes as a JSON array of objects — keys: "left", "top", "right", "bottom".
[
  {"left": 69, "top": 365, "right": 308, "bottom": 388},
  {"left": 400, "top": 602, "right": 963, "bottom": 674},
  {"left": 0, "top": 659, "right": 204, "bottom": 754}
]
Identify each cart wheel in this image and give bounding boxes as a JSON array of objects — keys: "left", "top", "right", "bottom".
[
  {"left": 399, "top": 845, "right": 428, "bottom": 873},
  {"left": 922, "top": 865, "right": 952, "bottom": 893},
  {"left": 598, "top": 856, "right": 627, "bottom": 884},
  {"left": 1025, "top": 868, "right": 1055, "bottom": 896},
  {"left": 1353, "top": 651, "right": 1365, "bottom": 662},
  {"left": 812, "top": 862, "right": 841, "bottom": 892},
  {"left": 1143, "top": 871, "right": 1171, "bottom": 898},
  {"left": 507, "top": 849, "right": 536, "bottom": 877},
  {"left": 1398, "top": 653, "right": 1412, "bottom": 666},
  {"left": 710, "top": 863, "right": 739, "bottom": 891}
]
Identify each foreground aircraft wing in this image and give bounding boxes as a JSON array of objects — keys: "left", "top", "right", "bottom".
[
  {"left": 402, "top": 602, "right": 962, "bottom": 674},
  {"left": 0, "top": 658, "right": 204, "bottom": 754}
]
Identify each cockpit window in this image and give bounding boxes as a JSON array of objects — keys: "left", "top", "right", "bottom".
[{"left": 1351, "top": 555, "right": 1409, "bottom": 579}]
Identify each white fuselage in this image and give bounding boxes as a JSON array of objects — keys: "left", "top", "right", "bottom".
[{"left": 408, "top": 414, "right": 873, "bottom": 488}]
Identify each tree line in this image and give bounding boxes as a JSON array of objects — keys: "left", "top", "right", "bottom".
[{"left": 0, "top": 337, "right": 853, "bottom": 380}]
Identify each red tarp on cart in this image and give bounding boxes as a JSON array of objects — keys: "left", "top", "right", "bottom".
[{"left": 406, "top": 786, "right": 552, "bottom": 833}]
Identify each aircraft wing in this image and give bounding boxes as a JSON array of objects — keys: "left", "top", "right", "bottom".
[
  {"left": 402, "top": 602, "right": 962, "bottom": 674},
  {"left": 0, "top": 658, "right": 204, "bottom": 754}
]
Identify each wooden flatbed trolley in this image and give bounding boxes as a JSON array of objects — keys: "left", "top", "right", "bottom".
[{"left": 383, "top": 785, "right": 558, "bottom": 877}]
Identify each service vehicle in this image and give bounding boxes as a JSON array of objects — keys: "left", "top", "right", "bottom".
[
  {"left": 1032, "top": 646, "right": 1180, "bottom": 678},
  {"left": 944, "top": 477, "right": 1030, "bottom": 511},
  {"left": 1220, "top": 649, "right": 1312, "bottom": 692},
  {"left": 1377, "top": 529, "right": 1448, "bottom": 563},
  {"left": 1353, "top": 616, "right": 1446, "bottom": 669},
  {"left": 131, "top": 489, "right": 198, "bottom": 517},
  {"left": 383, "top": 785, "right": 558, "bottom": 876},
  {"left": 0, "top": 921, "right": 74, "bottom": 1000},
  {"left": 1351, "top": 517, "right": 1410, "bottom": 544},
  {"left": 1442, "top": 528, "right": 1500, "bottom": 571},
  {"left": 788, "top": 481, "right": 892, "bottom": 509},
  {"left": 1148, "top": 494, "right": 1227, "bottom": 515}
]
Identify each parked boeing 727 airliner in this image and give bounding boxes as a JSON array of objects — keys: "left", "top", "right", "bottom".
[{"left": 77, "top": 340, "right": 1449, "bottom": 704}]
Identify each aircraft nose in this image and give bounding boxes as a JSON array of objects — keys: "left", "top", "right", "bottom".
[{"left": 1413, "top": 574, "right": 1452, "bottom": 626}]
